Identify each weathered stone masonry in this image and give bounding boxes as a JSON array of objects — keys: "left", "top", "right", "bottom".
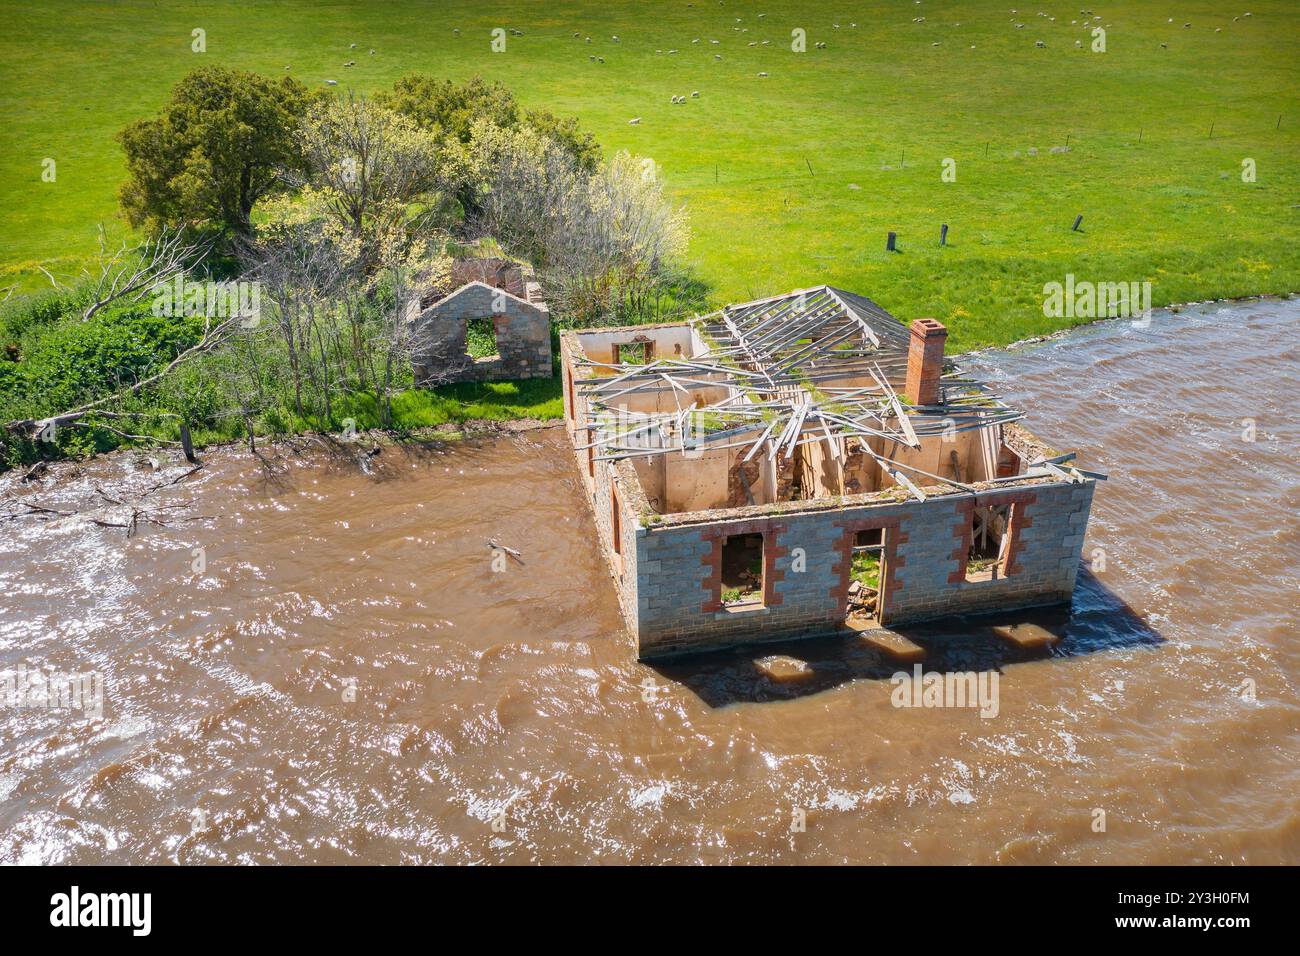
[
  {"left": 609, "top": 480, "right": 1092, "bottom": 658},
  {"left": 409, "top": 262, "right": 552, "bottom": 385},
  {"left": 559, "top": 288, "right": 1099, "bottom": 660}
]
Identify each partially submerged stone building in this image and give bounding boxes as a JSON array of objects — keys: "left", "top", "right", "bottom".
[
  {"left": 560, "top": 286, "right": 1100, "bottom": 659},
  {"left": 408, "top": 257, "right": 552, "bottom": 385}
]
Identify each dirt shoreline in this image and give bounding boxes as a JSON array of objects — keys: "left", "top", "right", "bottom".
[{"left": 2, "top": 417, "right": 564, "bottom": 488}]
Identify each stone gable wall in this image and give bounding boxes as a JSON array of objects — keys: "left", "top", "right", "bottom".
[{"left": 410, "top": 273, "right": 552, "bottom": 385}]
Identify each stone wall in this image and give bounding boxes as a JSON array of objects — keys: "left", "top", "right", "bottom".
[
  {"left": 561, "top": 334, "right": 643, "bottom": 633},
  {"left": 410, "top": 279, "right": 552, "bottom": 385},
  {"left": 448, "top": 257, "right": 526, "bottom": 298},
  {"left": 627, "top": 479, "right": 1093, "bottom": 659}
]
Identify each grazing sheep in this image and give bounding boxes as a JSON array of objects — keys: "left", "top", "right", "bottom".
[
  {"left": 757, "top": 71, "right": 768, "bottom": 77},
  {"left": 597, "top": 56, "right": 605, "bottom": 63},
  {"left": 326, "top": 79, "right": 338, "bottom": 85},
  {"left": 691, "top": 90, "right": 700, "bottom": 97},
  {"left": 715, "top": 53, "right": 722, "bottom": 59},
  {"left": 629, "top": 117, "right": 641, "bottom": 125},
  {"left": 1035, "top": 40, "right": 1045, "bottom": 47}
]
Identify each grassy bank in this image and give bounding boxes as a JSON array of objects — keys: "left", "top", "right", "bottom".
[
  {"left": 3, "top": 1, "right": 1298, "bottom": 349},
  {"left": 0, "top": 287, "right": 563, "bottom": 469}
]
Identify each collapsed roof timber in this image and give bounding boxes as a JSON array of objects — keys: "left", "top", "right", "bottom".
[{"left": 572, "top": 285, "right": 1035, "bottom": 501}]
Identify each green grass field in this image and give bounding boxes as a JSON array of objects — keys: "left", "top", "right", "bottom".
[{"left": 2, "top": 0, "right": 1297, "bottom": 350}]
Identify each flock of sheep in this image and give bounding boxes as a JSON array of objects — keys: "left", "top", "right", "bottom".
[{"left": 309, "top": 8, "right": 1260, "bottom": 99}]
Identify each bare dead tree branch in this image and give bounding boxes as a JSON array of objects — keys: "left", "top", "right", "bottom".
[{"left": 79, "top": 224, "right": 209, "bottom": 322}]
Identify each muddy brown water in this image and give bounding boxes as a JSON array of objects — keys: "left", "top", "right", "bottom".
[{"left": 2, "top": 299, "right": 1298, "bottom": 864}]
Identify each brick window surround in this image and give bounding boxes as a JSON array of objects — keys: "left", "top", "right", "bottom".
[
  {"left": 700, "top": 519, "right": 789, "bottom": 613},
  {"left": 948, "top": 490, "right": 1036, "bottom": 585},
  {"left": 831, "top": 516, "right": 908, "bottom": 624}
]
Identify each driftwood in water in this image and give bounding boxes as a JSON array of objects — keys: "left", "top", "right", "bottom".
[
  {"left": 2, "top": 463, "right": 207, "bottom": 538},
  {"left": 488, "top": 539, "right": 524, "bottom": 563}
]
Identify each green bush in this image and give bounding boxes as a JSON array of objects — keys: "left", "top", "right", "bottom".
[{"left": 0, "top": 299, "right": 206, "bottom": 466}]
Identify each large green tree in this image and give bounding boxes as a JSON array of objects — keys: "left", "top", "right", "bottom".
[
  {"left": 377, "top": 75, "right": 600, "bottom": 214},
  {"left": 118, "top": 66, "right": 318, "bottom": 238}
]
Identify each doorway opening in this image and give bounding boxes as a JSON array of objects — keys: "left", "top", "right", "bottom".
[
  {"left": 847, "top": 527, "right": 887, "bottom": 626},
  {"left": 965, "top": 503, "right": 1011, "bottom": 582}
]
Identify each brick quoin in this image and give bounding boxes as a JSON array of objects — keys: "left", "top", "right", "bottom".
[
  {"left": 699, "top": 519, "right": 789, "bottom": 612},
  {"left": 948, "top": 490, "right": 1037, "bottom": 585},
  {"left": 831, "top": 516, "right": 908, "bottom": 624}
]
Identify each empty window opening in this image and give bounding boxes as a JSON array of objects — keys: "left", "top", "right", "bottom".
[
  {"left": 610, "top": 485, "right": 623, "bottom": 563},
  {"left": 466, "top": 317, "right": 499, "bottom": 359},
  {"left": 965, "top": 504, "right": 1011, "bottom": 582},
  {"left": 848, "top": 528, "right": 887, "bottom": 624},
  {"left": 720, "top": 533, "right": 764, "bottom": 608},
  {"left": 616, "top": 340, "right": 651, "bottom": 365}
]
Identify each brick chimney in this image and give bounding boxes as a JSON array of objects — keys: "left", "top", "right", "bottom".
[{"left": 905, "top": 318, "right": 947, "bottom": 406}]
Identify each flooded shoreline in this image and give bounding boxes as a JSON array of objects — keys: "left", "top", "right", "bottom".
[{"left": 2, "top": 299, "right": 1297, "bottom": 864}]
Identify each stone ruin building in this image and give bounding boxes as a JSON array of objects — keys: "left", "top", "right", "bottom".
[
  {"left": 560, "top": 286, "right": 1102, "bottom": 659},
  {"left": 407, "top": 256, "right": 552, "bottom": 385}
]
